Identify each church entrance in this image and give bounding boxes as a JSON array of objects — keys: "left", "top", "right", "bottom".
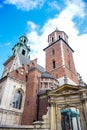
[
  {"left": 48, "top": 84, "right": 87, "bottom": 130},
  {"left": 61, "top": 108, "right": 80, "bottom": 130}
]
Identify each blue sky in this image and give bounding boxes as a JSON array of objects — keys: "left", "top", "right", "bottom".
[{"left": 0, "top": 0, "right": 87, "bottom": 83}]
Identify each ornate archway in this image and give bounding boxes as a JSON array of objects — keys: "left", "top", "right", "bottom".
[{"left": 47, "top": 84, "right": 87, "bottom": 130}]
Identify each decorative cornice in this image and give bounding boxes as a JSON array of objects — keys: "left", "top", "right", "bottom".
[{"left": 43, "top": 38, "right": 74, "bottom": 52}]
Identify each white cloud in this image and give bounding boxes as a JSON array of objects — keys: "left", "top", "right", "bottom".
[
  {"left": 64, "top": 0, "right": 86, "bottom": 18},
  {"left": 4, "top": 0, "right": 45, "bottom": 11},
  {"left": 48, "top": 1, "right": 60, "bottom": 11},
  {"left": 27, "top": 30, "right": 46, "bottom": 67},
  {"left": 26, "top": 0, "right": 87, "bottom": 83},
  {"left": 27, "top": 21, "right": 37, "bottom": 30},
  {"left": 71, "top": 34, "right": 87, "bottom": 84}
]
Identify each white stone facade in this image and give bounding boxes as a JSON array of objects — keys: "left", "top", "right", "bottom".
[{"left": 0, "top": 76, "right": 26, "bottom": 125}]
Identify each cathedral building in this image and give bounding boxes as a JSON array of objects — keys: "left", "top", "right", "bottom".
[{"left": 0, "top": 29, "right": 87, "bottom": 130}]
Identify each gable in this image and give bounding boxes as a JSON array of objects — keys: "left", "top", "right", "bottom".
[
  {"left": 48, "top": 84, "right": 80, "bottom": 96},
  {"left": 9, "top": 54, "right": 21, "bottom": 72}
]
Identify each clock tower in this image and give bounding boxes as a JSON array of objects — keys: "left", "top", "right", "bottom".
[
  {"left": 12, "top": 35, "right": 30, "bottom": 58},
  {"left": 2, "top": 35, "right": 30, "bottom": 77},
  {"left": 44, "top": 28, "right": 78, "bottom": 86}
]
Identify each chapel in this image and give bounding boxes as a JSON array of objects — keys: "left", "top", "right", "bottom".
[{"left": 0, "top": 29, "right": 87, "bottom": 130}]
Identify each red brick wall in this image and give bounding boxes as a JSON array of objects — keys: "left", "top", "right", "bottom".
[
  {"left": 45, "top": 41, "right": 65, "bottom": 79},
  {"left": 46, "top": 42, "right": 61, "bottom": 72},
  {"left": 9, "top": 59, "right": 39, "bottom": 82},
  {"left": 50, "top": 67, "right": 65, "bottom": 78},
  {"left": 64, "top": 68, "right": 78, "bottom": 84},
  {"left": 38, "top": 96, "right": 49, "bottom": 121},
  {"left": 21, "top": 68, "right": 41, "bottom": 125},
  {"left": 45, "top": 40, "right": 78, "bottom": 84},
  {"left": 63, "top": 44, "right": 76, "bottom": 73},
  {"left": 63, "top": 43, "right": 78, "bottom": 84},
  {"left": 9, "top": 67, "right": 27, "bottom": 82}
]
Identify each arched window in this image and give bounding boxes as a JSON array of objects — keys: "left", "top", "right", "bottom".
[
  {"left": 24, "top": 39, "right": 26, "bottom": 43},
  {"left": 53, "top": 60, "right": 56, "bottom": 69},
  {"left": 13, "top": 90, "right": 22, "bottom": 109},
  {"left": 26, "top": 75, "right": 28, "bottom": 82},
  {"left": 59, "top": 35, "right": 60, "bottom": 39},
  {"left": 52, "top": 37, "right": 54, "bottom": 42},
  {"left": 52, "top": 48, "right": 55, "bottom": 55},
  {"left": 32, "top": 62, "right": 35, "bottom": 67},
  {"left": 22, "top": 49, "right": 26, "bottom": 55}
]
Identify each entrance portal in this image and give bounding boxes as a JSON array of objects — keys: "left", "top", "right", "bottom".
[{"left": 61, "top": 108, "right": 80, "bottom": 130}]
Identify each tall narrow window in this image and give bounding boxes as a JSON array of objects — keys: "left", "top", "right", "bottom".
[
  {"left": 26, "top": 75, "right": 28, "bottom": 82},
  {"left": 22, "top": 49, "right": 25, "bottom": 55},
  {"left": 52, "top": 37, "right": 54, "bottom": 42},
  {"left": 52, "top": 48, "right": 55, "bottom": 55},
  {"left": 24, "top": 39, "right": 26, "bottom": 43},
  {"left": 13, "top": 90, "right": 22, "bottom": 109},
  {"left": 53, "top": 60, "right": 56, "bottom": 69}
]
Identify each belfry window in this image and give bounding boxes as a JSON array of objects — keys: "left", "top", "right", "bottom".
[
  {"left": 24, "top": 39, "right": 26, "bottom": 43},
  {"left": 13, "top": 90, "right": 22, "bottom": 109},
  {"left": 22, "top": 49, "right": 25, "bottom": 55},
  {"left": 53, "top": 60, "right": 56, "bottom": 69},
  {"left": 52, "top": 37, "right": 54, "bottom": 42},
  {"left": 52, "top": 48, "right": 55, "bottom": 55}
]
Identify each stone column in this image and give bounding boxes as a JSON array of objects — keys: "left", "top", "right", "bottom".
[
  {"left": 78, "top": 105, "right": 87, "bottom": 130},
  {"left": 82, "top": 101, "right": 87, "bottom": 128},
  {"left": 68, "top": 111, "right": 72, "bottom": 130},
  {"left": 81, "top": 92, "right": 87, "bottom": 127},
  {"left": 84, "top": 101, "right": 87, "bottom": 124},
  {"left": 56, "top": 106, "right": 62, "bottom": 130},
  {"left": 76, "top": 116, "right": 80, "bottom": 130},
  {"left": 71, "top": 117, "right": 73, "bottom": 130},
  {"left": 50, "top": 103, "right": 56, "bottom": 130}
]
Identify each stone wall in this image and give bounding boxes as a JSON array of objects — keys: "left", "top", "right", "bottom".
[
  {"left": 0, "top": 125, "right": 49, "bottom": 130},
  {"left": 0, "top": 109, "right": 22, "bottom": 125}
]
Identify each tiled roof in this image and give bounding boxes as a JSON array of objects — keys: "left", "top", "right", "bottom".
[
  {"left": 41, "top": 71, "right": 57, "bottom": 80},
  {"left": 36, "top": 64, "right": 44, "bottom": 72}
]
